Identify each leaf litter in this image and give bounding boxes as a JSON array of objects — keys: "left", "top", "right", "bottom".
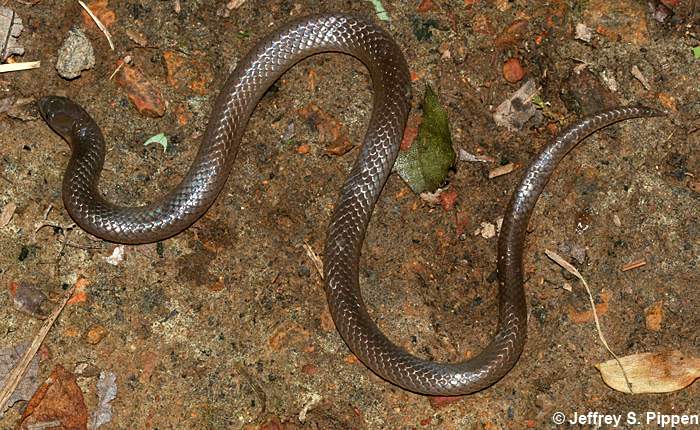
[
  {"left": 395, "top": 85, "right": 455, "bottom": 194},
  {"left": 88, "top": 371, "right": 117, "bottom": 430},
  {"left": 0, "top": 343, "right": 40, "bottom": 417}
]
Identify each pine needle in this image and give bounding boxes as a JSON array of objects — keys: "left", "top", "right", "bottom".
[
  {"left": 78, "top": 0, "right": 115, "bottom": 50},
  {"left": 545, "top": 249, "right": 634, "bottom": 393}
]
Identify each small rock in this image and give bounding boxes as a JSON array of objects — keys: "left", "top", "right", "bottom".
[
  {"left": 503, "top": 58, "right": 525, "bottom": 83},
  {"left": 649, "top": 1, "right": 673, "bottom": 23},
  {"left": 575, "top": 23, "right": 593, "bottom": 42},
  {"left": 570, "top": 244, "right": 587, "bottom": 264},
  {"left": 103, "top": 245, "right": 125, "bottom": 266},
  {"left": 55, "top": 28, "right": 95, "bottom": 80},
  {"left": 474, "top": 221, "right": 497, "bottom": 239},
  {"left": 85, "top": 324, "right": 108, "bottom": 345}
]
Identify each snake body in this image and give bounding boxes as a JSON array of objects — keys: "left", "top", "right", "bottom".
[{"left": 38, "top": 13, "right": 663, "bottom": 395}]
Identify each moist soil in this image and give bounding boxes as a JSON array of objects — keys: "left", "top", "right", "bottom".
[{"left": 0, "top": 1, "right": 698, "bottom": 429}]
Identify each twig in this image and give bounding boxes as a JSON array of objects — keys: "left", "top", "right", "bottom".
[
  {"left": 622, "top": 259, "right": 646, "bottom": 272},
  {"left": 0, "top": 61, "right": 40, "bottom": 73},
  {"left": 108, "top": 56, "right": 130, "bottom": 80},
  {"left": 0, "top": 283, "right": 76, "bottom": 411},
  {"left": 302, "top": 241, "right": 324, "bottom": 279},
  {"left": 41, "top": 204, "right": 52, "bottom": 220},
  {"left": 54, "top": 227, "right": 72, "bottom": 267},
  {"left": 63, "top": 241, "right": 105, "bottom": 250},
  {"left": 545, "top": 249, "right": 634, "bottom": 393},
  {"left": 77, "top": 0, "right": 115, "bottom": 50},
  {"left": 34, "top": 220, "right": 75, "bottom": 234}
]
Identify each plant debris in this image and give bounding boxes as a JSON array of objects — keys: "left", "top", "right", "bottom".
[
  {"left": 596, "top": 351, "right": 700, "bottom": 394},
  {"left": 395, "top": 85, "right": 455, "bottom": 194},
  {"left": 8, "top": 281, "right": 50, "bottom": 319},
  {"left": 143, "top": 133, "right": 169, "bottom": 152},
  {"left": 78, "top": 0, "right": 115, "bottom": 50},
  {"left": 488, "top": 162, "right": 518, "bottom": 179},
  {"left": 0, "top": 7, "right": 24, "bottom": 61},
  {"left": 0, "top": 343, "right": 40, "bottom": 417},
  {"left": 545, "top": 249, "right": 633, "bottom": 392},
  {"left": 0, "top": 202, "right": 16, "bottom": 226},
  {"left": 493, "top": 79, "right": 540, "bottom": 131},
  {"left": 0, "top": 283, "right": 76, "bottom": 413},
  {"left": 88, "top": 371, "right": 117, "bottom": 430},
  {"left": 366, "top": 0, "right": 389, "bottom": 22},
  {"left": 622, "top": 258, "right": 646, "bottom": 271},
  {"left": 18, "top": 365, "right": 88, "bottom": 430}
]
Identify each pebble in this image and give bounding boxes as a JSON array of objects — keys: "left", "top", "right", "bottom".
[
  {"left": 55, "top": 28, "right": 95, "bottom": 80},
  {"left": 85, "top": 324, "right": 108, "bottom": 345},
  {"left": 503, "top": 58, "right": 525, "bottom": 83}
]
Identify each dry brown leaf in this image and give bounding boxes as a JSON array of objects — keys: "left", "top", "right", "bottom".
[
  {"left": 595, "top": 350, "right": 700, "bottom": 393},
  {"left": 0, "top": 202, "right": 16, "bottom": 226},
  {"left": 18, "top": 365, "right": 88, "bottom": 429},
  {"left": 488, "top": 162, "right": 518, "bottom": 179}
]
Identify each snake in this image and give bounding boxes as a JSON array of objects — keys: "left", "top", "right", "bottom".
[{"left": 37, "top": 13, "right": 664, "bottom": 395}]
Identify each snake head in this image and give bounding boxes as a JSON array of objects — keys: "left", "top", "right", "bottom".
[{"left": 38, "top": 96, "right": 92, "bottom": 142}]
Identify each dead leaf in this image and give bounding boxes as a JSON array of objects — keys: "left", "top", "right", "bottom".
[
  {"left": 298, "top": 103, "right": 353, "bottom": 156},
  {"left": 268, "top": 321, "right": 310, "bottom": 351},
  {"left": 488, "top": 162, "right": 518, "bottom": 179},
  {"left": 88, "top": 371, "right": 117, "bottom": 430},
  {"left": 8, "top": 281, "right": 50, "bottom": 319},
  {"left": 644, "top": 301, "right": 664, "bottom": 332},
  {"left": 493, "top": 79, "right": 540, "bottom": 131},
  {"left": 1, "top": 202, "right": 16, "bottom": 226},
  {"left": 596, "top": 351, "right": 700, "bottom": 393},
  {"left": 0, "top": 7, "right": 24, "bottom": 61},
  {"left": 19, "top": 365, "right": 88, "bottom": 429},
  {"left": 0, "top": 343, "right": 40, "bottom": 416},
  {"left": 495, "top": 19, "right": 528, "bottom": 49}
]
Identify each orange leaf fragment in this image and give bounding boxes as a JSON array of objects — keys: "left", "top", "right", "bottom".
[{"left": 19, "top": 365, "right": 88, "bottom": 430}]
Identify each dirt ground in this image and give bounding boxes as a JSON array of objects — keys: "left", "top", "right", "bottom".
[{"left": 1, "top": 1, "right": 698, "bottom": 429}]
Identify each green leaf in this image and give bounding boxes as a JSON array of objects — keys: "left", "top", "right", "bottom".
[
  {"left": 366, "top": 0, "right": 390, "bottom": 22},
  {"left": 143, "top": 133, "right": 168, "bottom": 152},
  {"left": 395, "top": 85, "right": 456, "bottom": 194},
  {"left": 693, "top": 46, "right": 700, "bottom": 59}
]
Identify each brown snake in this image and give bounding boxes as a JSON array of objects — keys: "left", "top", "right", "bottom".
[{"left": 38, "top": 13, "right": 663, "bottom": 395}]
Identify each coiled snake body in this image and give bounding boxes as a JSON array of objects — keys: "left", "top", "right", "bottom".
[{"left": 38, "top": 13, "right": 663, "bottom": 395}]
